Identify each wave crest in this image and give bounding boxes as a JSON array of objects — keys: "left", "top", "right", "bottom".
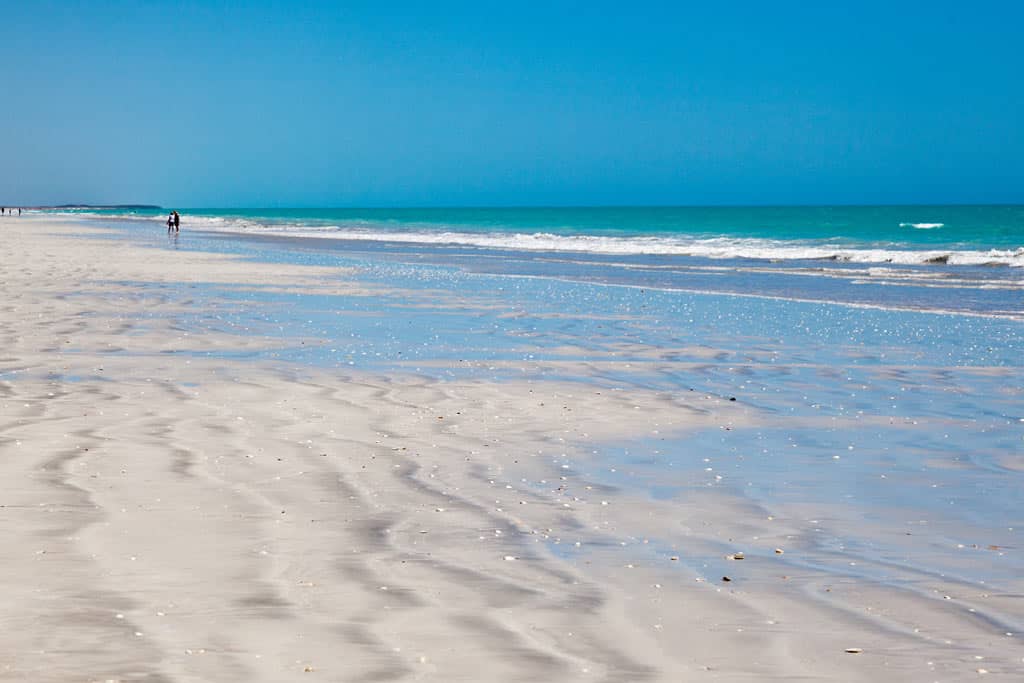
[{"left": 54, "top": 211, "right": 1024, "bottom": 268}]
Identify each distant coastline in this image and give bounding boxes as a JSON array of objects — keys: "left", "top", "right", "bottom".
[{"left": 46, "top": 204, "right": 163, "bottom": 210}]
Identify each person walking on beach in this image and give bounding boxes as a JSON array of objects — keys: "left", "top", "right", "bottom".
[
  {"left": 167, "top": 212, "right": 175, "bottom": 232},
  {"left": 173, "top": 210, "right": 180, "bottom": 232}
]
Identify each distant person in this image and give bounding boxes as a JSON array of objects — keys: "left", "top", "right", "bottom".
[
  {"left": 173, "top": 210, "right": 180, "bottom": 232},
  {"left": 17, "top": 208, "right": 21, "bottom": 216},
  {"left": 1, "top": 207, "right": 5, "bottom": 215},
  {"left": 167, "top": 212, "right": 175, "bottom": 232}
]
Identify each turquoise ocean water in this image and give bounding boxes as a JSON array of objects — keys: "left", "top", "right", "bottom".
[
  {"left": 52, "top": 205, "right": 1024, "bottom": 260},
  {"left": 50, "top": 204, "right": 1024, "bottom": 318}
]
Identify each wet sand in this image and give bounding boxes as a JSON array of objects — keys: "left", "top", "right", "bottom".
[{"left": 1, "top": 217, "right": 1020, "bottom": 681}]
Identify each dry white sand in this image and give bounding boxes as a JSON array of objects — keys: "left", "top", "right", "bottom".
[{"left": 0, "top": 217, "right": 1018, "bottom": 681}]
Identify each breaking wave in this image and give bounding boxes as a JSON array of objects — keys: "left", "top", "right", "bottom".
[{"left": 55, "top": 210, "right": 1024, "bottom": 268}]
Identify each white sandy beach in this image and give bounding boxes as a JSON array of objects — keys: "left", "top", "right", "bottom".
[{"left": 1, "top": 217, "right": 1019, "bottom": 682}]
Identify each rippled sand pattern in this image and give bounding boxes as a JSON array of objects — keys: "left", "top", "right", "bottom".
[{"left": 1, "top": 218, "right": 1020, "bottom": 681}]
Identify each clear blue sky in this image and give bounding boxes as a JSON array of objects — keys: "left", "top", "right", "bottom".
[{"left": 2, "top": 1, "right": 1021, "bottom": 207}]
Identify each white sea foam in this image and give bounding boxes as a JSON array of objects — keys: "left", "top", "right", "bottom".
[
  {"left": 236, "top": 224, "right": 1024, "bottom": 268},
  {"left": 59, "top": 211, "right": 1024, "bottom": 268},
  {"left": 899, "top": 222, "right": 944, "bottom": 229}
]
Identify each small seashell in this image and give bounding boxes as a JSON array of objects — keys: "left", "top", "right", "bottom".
[
  {"left": 722, "top": 576, "right": 732, "bottom": 582},
  {"left": 774, "top": 548, "right": 784, "bottom": 554},
  {"left": 845, "top": 648, "right": 863, "bottom": 654},
  {"left": 503, "top": 555, "right": 517, "bottom": 561},
  {"left": 728, "top": 552, "right": 744, "bottom": 560}
]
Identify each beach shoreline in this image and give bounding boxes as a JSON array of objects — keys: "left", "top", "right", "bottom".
[
  {"left": 1, "top": 216, "right": 1020, "bottom": 681},
  {"left": 38, "top": 206, "right": 1024, "bottom": 322}
]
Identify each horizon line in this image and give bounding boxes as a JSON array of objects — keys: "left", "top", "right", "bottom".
[{"left": 28, "top": 201, "right": 1024, "bottom": 211}]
